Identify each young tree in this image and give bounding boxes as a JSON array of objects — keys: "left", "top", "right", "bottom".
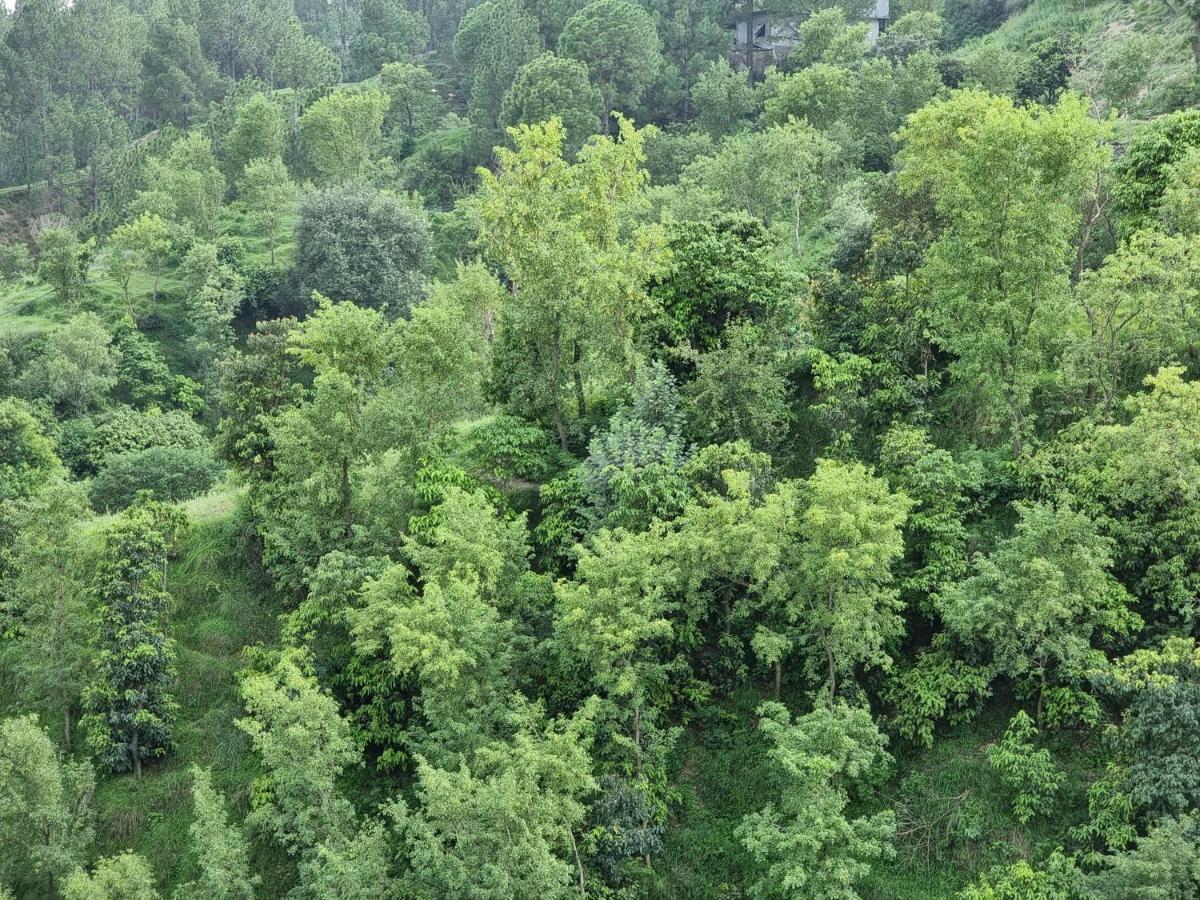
[
  {"left": 5, "top": 481, "right": 93, "bottom": 747},
  {"left": 81, "top": 501, "right": 186, "bottom": 777},
  {"left": 773, "top": 460, "right": 910, "bottom": 699},
  {"left": 940, "top": 501, "right": 1139, "bottom": 720},
  {"left": 37, "top": 227, "right": 92, "bottom": 311},
  {"left": 235, "top": 650, "right": 360, "bottom": 854},
  {"left": 986, "top": 711, "right": 1065, "bottom": 823},
  {"left": 61, "top": 852, "right": 159, "bottom": 900},
  {"left": 224, "top": 94, "right": 286, "bottom": 176},
  {"left": 176, "top": 768, "right": 258, "bottom": 900},
  {"left": 239, "top": 157, "right": 297, "bottom": 266},
  {"left": 0, "top": 715, "right": 96, "bottom": 896},
  {"left": 0, "top": 398, "right": 64, "bottom": 503},
  {"left": 105, "top": 213, "right": 171, "bottom": 321},
  {"left": 736, "top": 701, "right": 896, "bottom": 899},
  {"left": 298, "top": 88, "right": 390, "bottom": 183},
  {"left": 138, "top": 133, "right": 227, "bottom": 236},
  {"left": 560, "top": 0, "right": 660, "bottom": 134}
]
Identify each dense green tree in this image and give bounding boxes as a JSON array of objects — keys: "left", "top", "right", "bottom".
[
  {"left": 986, "top": 711, "right": 1064, "bottom": 823},
  {"left": 390, "top": 704, "right": 598, "bottom": 897},
  {"left": 105, "top": 212, "right": 171, "bottom": 320},
  {"left": 137, "top": 133, "right": 226, "bottom": 236},
  {"left": 62, "top": 852, "right": 159, "bottom": 900},
  {"left": 350, "top": 0, "right": 429, "bottom": 80},
  {"left": 295, "top": 184, "right": 431, "bottom": 314},
  {"left": 299, "top": 88, "right": 390, "bottom": 183},
  {"left": 236, "top": 650, "right": 360, "bottom": 854},
  {"left": 500, "top": 53, "right": 602, "bottom": 153},
  {"left": 940, "top": 501, "right": 1138, "bottom": 720},
  {"left": 36, "top": 227, "right": 91, "bottom": 311},
  {"left": 0, "top": 398, "right": 64, "bottom": 502},
  {"left": 691, "top": 58, "right": 757, "bottom": 140},
  {"left": 770, "top": 459, "right": 909, "bottom": 698},
  {"left": 3, "top": 481, "right": 92, "bottom": 746},
  {"left": 898, "top": 91, "right": 1108, "bottom": 454},
  {"left": 380, "top": 62, "right": 447, "bottom": 156},
  {"left": 675, "top": 120, "right": 839, "bottom": 255},
  {"left": 0, "top": 714, "right": 95, "bottom": 896},
  {"left": 477, "top": 116, "right": 667, "bottom": 447},
  {"left": 81, "top": 500, "right": 186, "bottom": 777},
  {"left": 453, "top": 0, "right": 543, "bottom": 130},
  {"left": 736, "top": 701, "right": 896, "bottom": 899},
  {"left": 224, "top": 94, "right": 286, "bottom": 176},
  {"left": 19, "top": 313, "right": 118, "bottom": 415},
  {"left": 560, "top": 0, "right": 660, "bottom": 134}
]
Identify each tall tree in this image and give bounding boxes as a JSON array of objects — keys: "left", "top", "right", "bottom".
[
  {"left": 4, "top": 481, "right": 92, "bottom": 747},
  {"left": 81, "top": 500, "right": 186, "bottom": 777},
  {"left": 897, "top": 91, "right": 1109, "bottom": 455},
  {"left": 560, "top": 0, "right": 660, "bottom": 134},
  {"left": 476, "top": 116, "right": 667, "bottom": 447}
]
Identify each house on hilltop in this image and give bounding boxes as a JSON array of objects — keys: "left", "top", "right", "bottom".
[{"left": 732, "top": 1, "right": 890, "bottom": 79}]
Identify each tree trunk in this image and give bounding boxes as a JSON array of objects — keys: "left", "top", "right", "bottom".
[
  {"left": 63, "top": 705, "right": 71, "bottom": 748},
  {"left": 131, "top": 715, "right": 141, "bottom": 779},
  {"left": 573, "top": 340, "right": 586, "bottom": 418},
  {"left": 773, "top": 659, "right": 782, "bottom": 699},
  {"left": 570, "top": 829, "right": 587, "bottom": 895},
  {"left": 550, "top": 317, "right": 568, "bottom": 450}
]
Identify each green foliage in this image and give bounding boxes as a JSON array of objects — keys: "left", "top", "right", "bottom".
[
  {"left": 236, "top": 649, "right": 360, "bottom": 854},
  {"left": 62, "top": 852, "right": 160, "bottom": 900},
  {"left": 985, "top": 711, "right": 1064, "bottom": 824},
  {"left": 295, "top": 185, "right": 431, "bottom": 314},
  {"left": 454, "top": 0, "right": 543, "bottom": 129},
  {"left": 223, "top": 94, "right": 285, "bottom": 177},
  {"left": 175, "top": 767, "right": 257, "bottom": 900},
  {"left": 238, "top": 156, "right": 296, "bottom": 267},
  {"left": 90, "top": 446, "right": 221, "bottom": 512},
  {"left": 560, "top": 0, "right": 660, "bottom": 130},
  {"left": 691, "top": 59, "right": 756, "bottom": 140},
  {"left": 299, "top": 88, "right": 390, "bottom": 184},
  {"left": 1085, "top": 814, "right": 1200, "bottom": 898},
  {"left": 2, "top": 481, "right": 93, "bottom": 747},
  {"left": 36, "top": 227, "right": 92, "bottom": 311},
  {"left": 957, "top": 851, "right": 1079, "bottom": 900},
  {"left": 81, "top": 500, "right": 187, "bottom": 776},
  {"left": 380, "top": 62, "right": 448, "bottom": 156},
  {"left": 501, "top": 53, "right": 602, "bottom": 153},
  {"left": 0, "top": 714, "right": 96, "bottom": 894},
  {"left": 940, "top": 501, "right": 1138, "bottom": 718},
  {"left": 884, "top": 638, "right": 991, "bottom": 749},
  {"left": 736, "top": 700, "right": 896, "bottom": 899},
  {"left": 0, "top": 397, "right": 64, "bottom": 501}
]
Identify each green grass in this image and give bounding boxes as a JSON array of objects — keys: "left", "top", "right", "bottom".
[{"left": 90, "top": 500, "right": 293, "bottom": 895}]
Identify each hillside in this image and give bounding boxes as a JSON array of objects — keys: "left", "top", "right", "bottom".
[{"left": 4, "top": 0, "right": 1200, "bottom": 897}]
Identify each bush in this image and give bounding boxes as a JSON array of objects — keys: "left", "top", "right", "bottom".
[
  {"left": 84, "top": 406, "right": 208, "bottom": 474},
  {"left": 90, "top": 446, "right": 221, "bottom": 511},
  {"left": 0, "top": 242, "right": 33, "bottom": 281}
]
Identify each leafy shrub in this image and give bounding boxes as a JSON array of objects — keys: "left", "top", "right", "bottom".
[
  {"left": 986, "top": 711, "right": 1064, "bottom": 824},
  {"left": 90, "top": 446, "right": 221, "bottom": 511},
  {"left": 86, "top": 406, "right": 208, "bottom": 473},
  {"left": 0, "top": 242, "right": 33, "bottom": 281}
]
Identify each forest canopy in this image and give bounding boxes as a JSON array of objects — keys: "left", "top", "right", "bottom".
[{"left": 4, "top": 0, "right": 1200, "bottom": 897}]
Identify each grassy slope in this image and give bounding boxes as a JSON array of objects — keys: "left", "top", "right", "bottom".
[
  {"left": 89, "top": 490, "right": 293, "bottom": 896},
  {"left": 653, "top": 686, "right": 1105, "bottom": 898}
]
